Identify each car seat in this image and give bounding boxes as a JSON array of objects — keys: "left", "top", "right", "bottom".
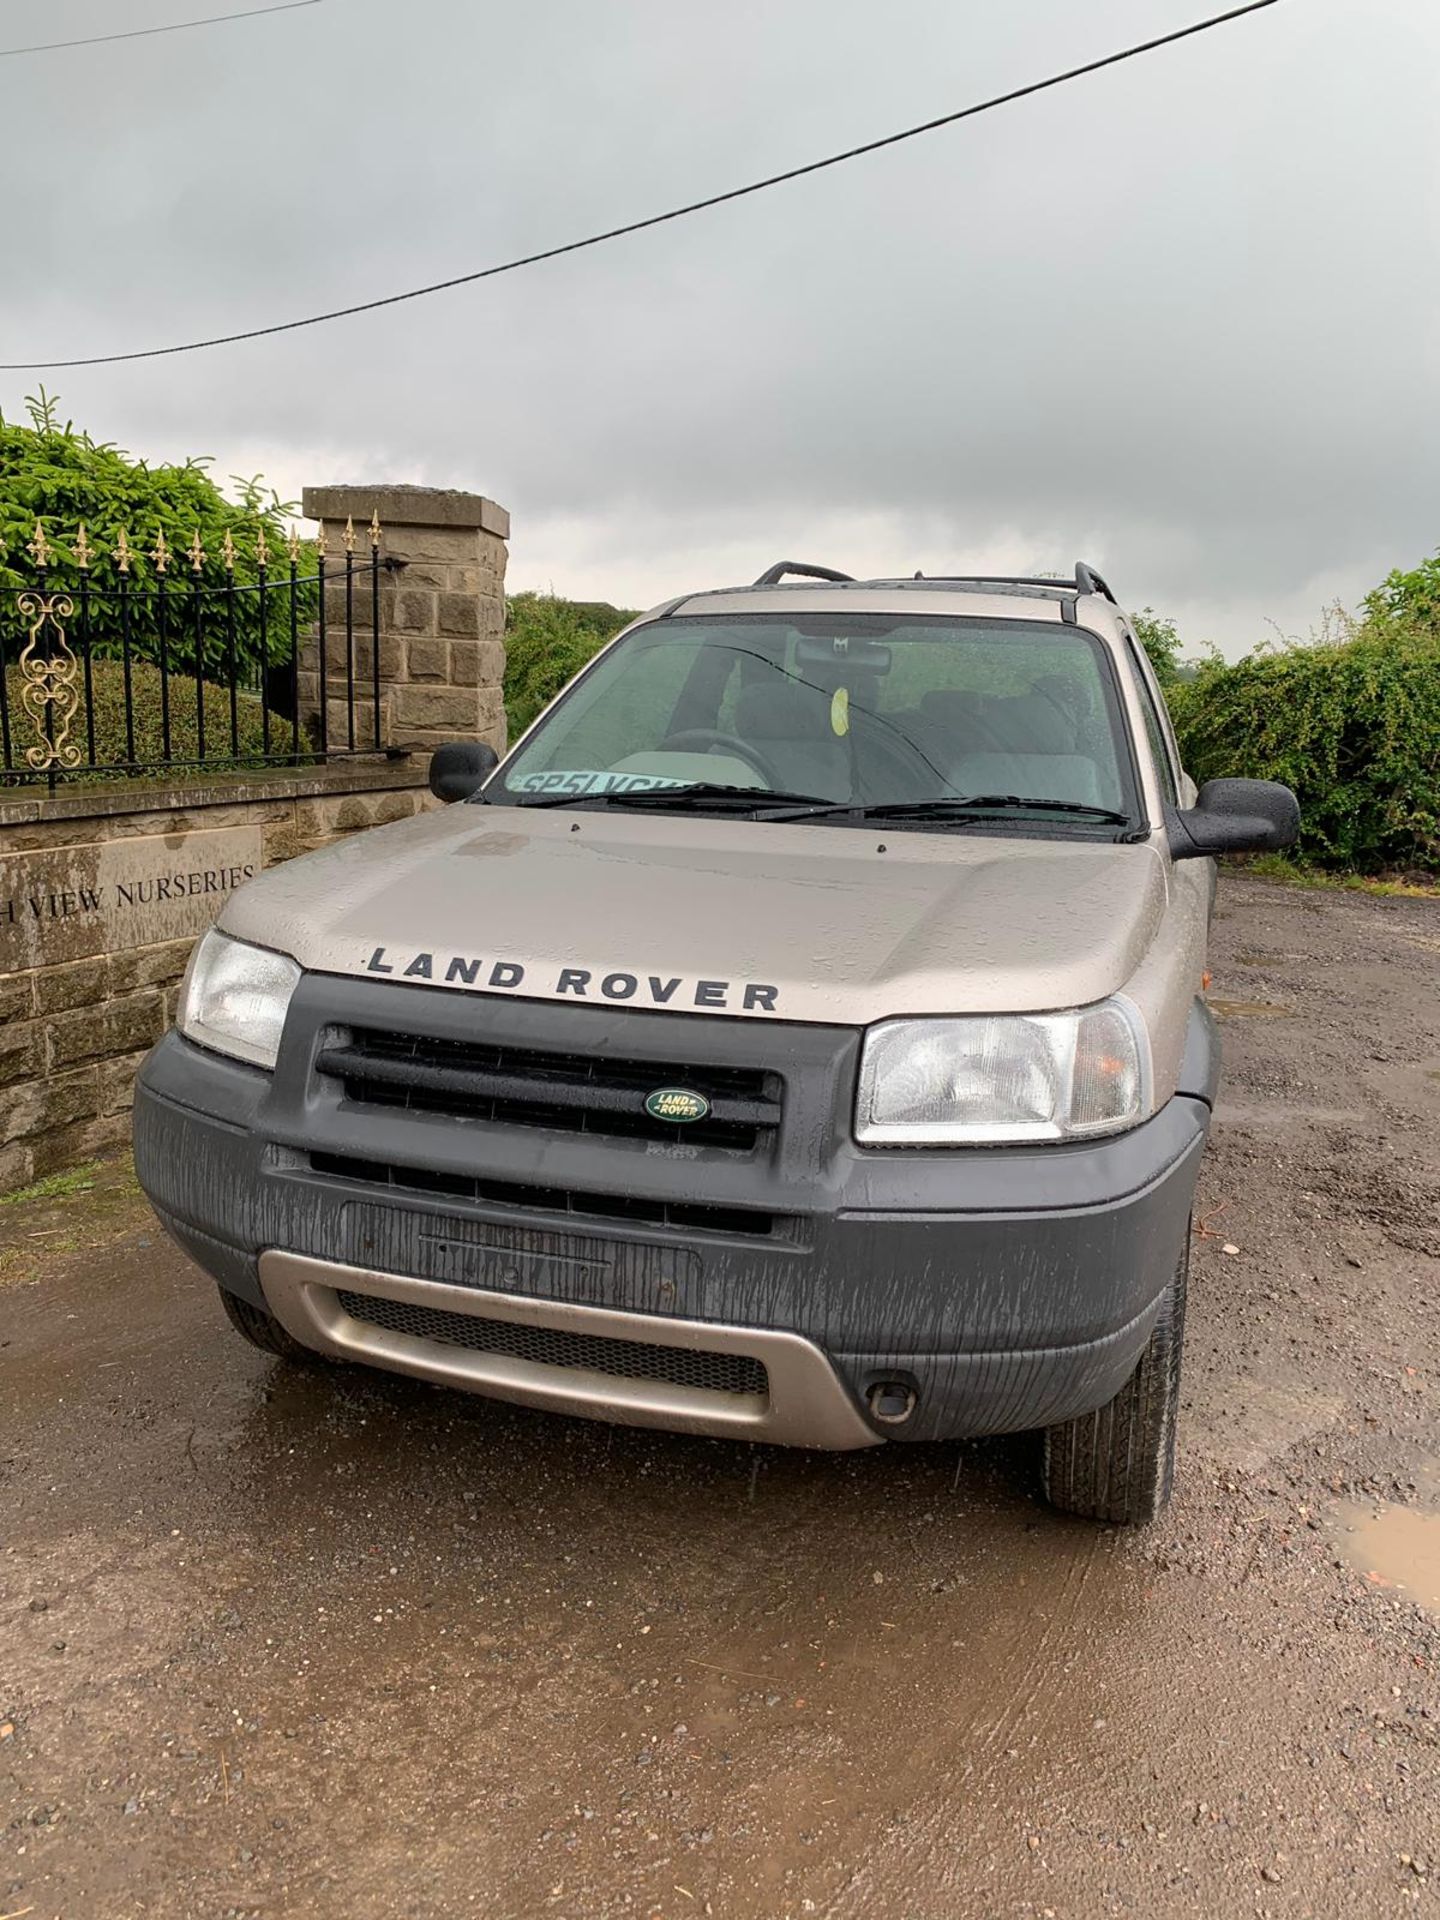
[{"left": 732, "top": 678, "right": 852, "bottom": 800}]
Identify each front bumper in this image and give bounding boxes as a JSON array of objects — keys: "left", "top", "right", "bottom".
[{"left": 133, "top": 979, "right": 1215, "bottom": 1448}]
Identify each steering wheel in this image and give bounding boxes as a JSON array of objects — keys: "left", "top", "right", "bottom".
[{"left": 657, "top": 729, "right": 782, "bottom": 788}]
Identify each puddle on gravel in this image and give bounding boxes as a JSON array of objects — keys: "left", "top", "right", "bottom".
[
  {"left": 1209, "top": 998, "right": 1295, "bottom": 1019},
  {"left": 1333, "top": 1499, "right": 1440, "bottom": 1614}
]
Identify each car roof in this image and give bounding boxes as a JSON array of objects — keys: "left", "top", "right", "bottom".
[{"left": 663, "top": 577, "right": 1129, "bottom": 637}]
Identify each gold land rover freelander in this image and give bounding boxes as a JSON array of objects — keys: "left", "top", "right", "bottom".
[{"left": 134, "top": 561, "right": 1299, "bottom": 1524}]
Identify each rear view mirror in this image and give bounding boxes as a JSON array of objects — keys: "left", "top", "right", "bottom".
[
  {"left": 794, "top": 634, "right": 893, "bottom": 672},
  {"left": 1167, "top": 778, "right": 1300, "bottom": 861},
  {"left": 429, "top": 740, "right": 499, "bottom": 803}
]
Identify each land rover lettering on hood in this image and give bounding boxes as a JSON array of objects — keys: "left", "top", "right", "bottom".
[{"left": 135, "top": 559, "right": 1298, "bottom": 1527}]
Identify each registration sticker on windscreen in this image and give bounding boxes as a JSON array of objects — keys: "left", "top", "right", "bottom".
[{"left": 510, "top": 770, "right": 691, "bottom": 796}]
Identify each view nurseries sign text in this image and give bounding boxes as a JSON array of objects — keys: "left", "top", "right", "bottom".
[
  {"left": 0, "top": 826, "right": 264, "bottom": 974},
  {"left": 3, "top": 860, "right": 255, "bottom": 928}
]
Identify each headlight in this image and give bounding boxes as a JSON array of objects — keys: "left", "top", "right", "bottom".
[
  {"left": 856, "top": 1000, "right": 1148, "bottom": 1145},
  {"left": 176, "top": 928, "right": 301, "bottom": 1071}
]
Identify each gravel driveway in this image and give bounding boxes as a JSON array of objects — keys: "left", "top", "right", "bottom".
[{"left": 3, "top": 872, "right": 1438, "bottom": 1918}]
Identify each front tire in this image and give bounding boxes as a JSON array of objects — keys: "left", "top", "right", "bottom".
[
  {"left": 217, "top": 1285, "right": 316, "bottom": 1362},
  {"left": 1041, "top": 1233, "right": 1188, "bottom": 1525}
]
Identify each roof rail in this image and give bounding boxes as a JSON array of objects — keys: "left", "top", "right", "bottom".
[
  {"left": 1073, "top": 561, "right": 1118, "bottom": 604},
  {"left": 742, "top": 561, "right": 1122, "bottom": 611},
  {"left": 909, "top": 565, "right": 1121, "bottom": 605},
  {"left": 910, "top": 573, "right": 1075, "bottom": 589},
  {"left": 752, "top": 562, "right": 854, "bottom": 586}
]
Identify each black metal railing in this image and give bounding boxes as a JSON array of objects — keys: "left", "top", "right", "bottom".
[{"left": 0, "top": 513, "right": 394, "bottom": 792}]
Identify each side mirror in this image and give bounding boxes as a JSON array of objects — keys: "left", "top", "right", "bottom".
[
  {"left": 1167, "top": 778, "right": 1300, "bottom": 862},
  {"left": 428, "top": 740, "right": 499, "bottom": 804}
]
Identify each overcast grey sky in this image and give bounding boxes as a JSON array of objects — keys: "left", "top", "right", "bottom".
[{"left": 4, "top": 0, "right": 1437, "bottom": 653}]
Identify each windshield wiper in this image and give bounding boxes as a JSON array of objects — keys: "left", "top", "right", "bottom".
[
  {"left": 513, "top": 785, "right": 1131, "bottom": 828},
  {"left": 854, "top": 795, "right": 1131, "bottom": 826},
  {"left": 516, "top": 782, "right": 839, "bottom": 813}
]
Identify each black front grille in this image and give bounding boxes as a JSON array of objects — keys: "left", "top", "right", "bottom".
[
  {"left": 310, "top": 1150, "right": 784, "bottom": 1240},
  {"left": 335, "top": 1290, "right": 769, "bottom": 1398},
  {"left": 315, "top": 1029, "right": 781, "bottom": 1151}
]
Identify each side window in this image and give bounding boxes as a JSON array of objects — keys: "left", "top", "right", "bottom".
[{"left": 1124, "top": 638, "right": 1179, "bottom": 807}]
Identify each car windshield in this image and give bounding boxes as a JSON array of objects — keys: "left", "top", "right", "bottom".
[{"left": 490, "top": 613, "right": 1137, "bottom": 827}]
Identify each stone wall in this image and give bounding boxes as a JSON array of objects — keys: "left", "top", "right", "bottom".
[
  {"left": 0, "top": 764, "right": 436, "bottom": 1193},
  {"left": 298, "top": 485, "right": 509, "bottom": 758}
]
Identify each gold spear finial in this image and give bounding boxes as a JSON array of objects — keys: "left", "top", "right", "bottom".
[
  {"left": 286, "top": 524, "right": 301, "bottom": 565},
  {"left": 369, "top": 508, "right": 382, "bottom": 550},
  {"left": 187, "top": 529, "right": 205, "bottom": 573},
  {"left": 221, "top": 527, "right": 237, "bottom": 572},
  {"left": 314, "top": 518, "right": 325, "bottom": 561},
  {"left": 115, "top": 527, "right": 134, "bottom": 574},
  {"left": 342, "top": 514, "right": 356, "bottom": 553},
  {"left": 150, "top": 528, "right": 168, "bottom": 574},
  {"left": 256, "top": 521, "right": 269, "bottom": 569},
  {"left": 28, "top": 520, "right": 51, "bottom": 568},
  {"left": 74, "top": 523, "right": 92, "bottom": 570}
]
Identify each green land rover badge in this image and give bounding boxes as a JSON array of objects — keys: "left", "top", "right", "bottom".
[{"left": 644, "top": 1087, "right": 711, "bottom": 1124}]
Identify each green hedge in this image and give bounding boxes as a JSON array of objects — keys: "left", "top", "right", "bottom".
[
  {"left": 1169, "top": 622, "right": 1440, "bottom": 874},
  {"left": 1, "top": 390, "right": 313, "bottom": 683},
  {"left": 504, "top": 592, "right": 638, "bottom": 737},
  {"left": 3, "top": 657, "right": 293, "bottom": 780}
]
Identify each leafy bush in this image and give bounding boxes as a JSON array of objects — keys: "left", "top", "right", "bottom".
[
  {"left": 0, "top": 389, "right": 314, "bottom": 682},
  {"left": 2, "top": 658, "right": 294, "bottom": 782},
  {"left": 1169, "top": 617, "right": 1440, "bottom": 873},
  {"left": 1132, "top": 607, "right": 1181, "bottom": 685},
  {"left": 504, "top": 592, "right": 638, "bottom": 736},
  {"left": 1363, "top": 549, "right": 1440, "bottom": 635}
]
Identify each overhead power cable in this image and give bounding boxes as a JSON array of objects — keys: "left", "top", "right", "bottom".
[
  {"left": 0, "top": 0, "right": 321, "bottom": 61},
  {"left": 1, "top": 0, "right": 1284, "bottom": 370}
]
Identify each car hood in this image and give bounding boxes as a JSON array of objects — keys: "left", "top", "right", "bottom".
[{"left": 220, "top": 804, "right": 1169, "bottom": 1026}]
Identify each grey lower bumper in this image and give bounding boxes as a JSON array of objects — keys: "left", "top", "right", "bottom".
[
  {"left": 260, "top": 1249, "right": 878, "bottom": 1448},
  {"left": 134, "top": 990, "right": 1215, "bottom": 1448}
]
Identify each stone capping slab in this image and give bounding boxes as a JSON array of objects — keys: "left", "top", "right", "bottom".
[
  {"left": 0, "top": 760, "right": 429, "bottom": 830},
  {"left": 302, "top": 484, "right": 510, "bottom": 540}
]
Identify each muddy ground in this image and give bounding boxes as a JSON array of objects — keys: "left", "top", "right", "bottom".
[{"left": 3, "top": 873, "right": 1439, "bottom": 1919}]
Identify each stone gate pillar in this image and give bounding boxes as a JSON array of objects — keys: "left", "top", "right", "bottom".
[{"left": 299, "top": 483, "right": 509, "bottom": 757}]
